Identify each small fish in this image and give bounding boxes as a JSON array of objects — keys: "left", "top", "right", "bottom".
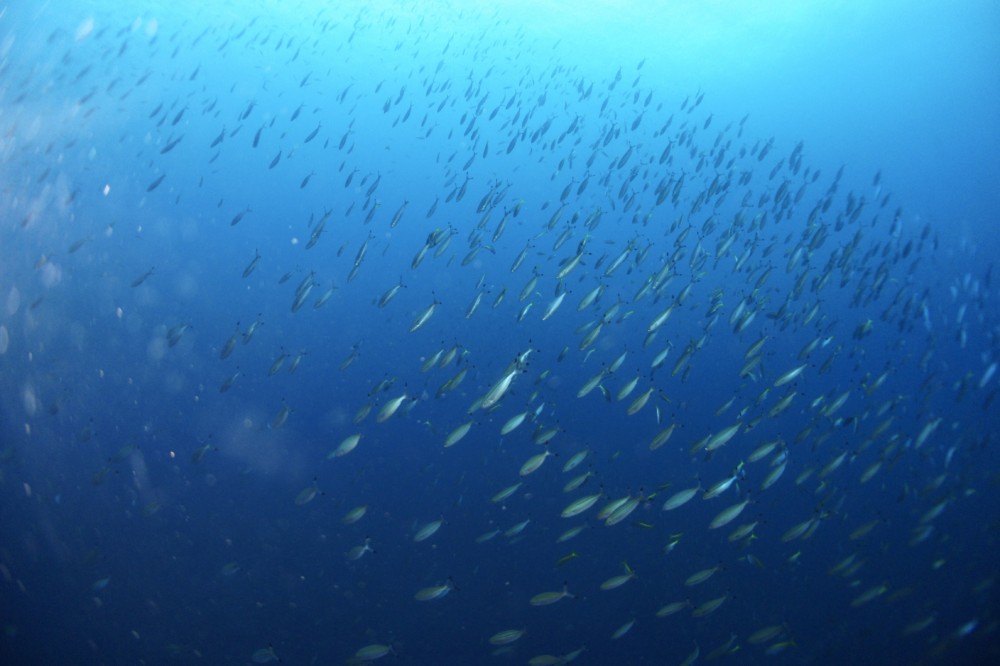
[
  {"left": 774, "top": 363, "right": 807, "bottom": 387},
  {"left": 561, "top": 492, "right": 603, "bottom": 518},
  {"left": 242, "top": 249, "right": 260, "bottom": 277},
  {"left": 295, "top": 480, "right": 320, "bottom": 506},
  {"left": 482, "top": 368, "right": 519, "bottom": 409},
  {"left": 555, "top": 552, "right": 579, "bottom": 567},
  {"left": 191, "top": 441, "right": 213, "bottom": 464},
  {"left": 709, "top": 499, "right": 750, "bottom": 529},
  {"left": 414, "top": 579, "right": 453, "bottom": 601},
  {"left": 251, "top": 646, "right": 278, "bottom": 663},
  {"left": 354, "top": 644, "right": 393, "bottom": 661},
  {"left": 342, "top": 505, "right": 368, "bottom": 524},
  {"left": 489, "top": 629, "right": 525, "bottom": 646},
  {"left": 600, "top": 564, "right": 636, "bottom": 591},
  {"left": 520, "top": 449, "right": 553, "bottom": 476},
  {"left": 303, "top": 123, "right": 321, "bottom": 143},
  {"left": 413, "top": 518, "right": 443, "bottom": 542},
  {"left": 611, "top": 618, "right": 636, "bottom": 639},
  {"left": 146, "top": 174, "right": 165, "bottom": 191},
  {"left": 328, "top": 434, "right": 361, "bottom": 459},
  {"left": 444, "top": 421, "right": 473, "bottom": 448},
  {"left": 529, "top": 583, "right": 573, "bottom": 606},
  {"left": 409, "top": 300, "right": 438, "bottom": 333},
  {"left": 347, "top": 538, "right": 375, "bottom": 561},
  {"left": 500, "top": 411, "right": 528, "bottom": 435},
  {"left": 662, "top": 485, "right": 700, "bottom": 511},
  {"left": 271, "top": 403, "right": 291, "bottom": 429},
  {"left": 491, "top": 482, "right": 523, "bottom": 504},
  {"left": 130, "top": 267, "right": 155, "bottom": 287},
  {"left": 231, "top": 207, "right": 251, "bottom": 226},
  {"left": 376, "top": 394, "right": 408, "bottom": 423},
  {"left": 684, "top": 565, "right": 720, "bottom": 587}
]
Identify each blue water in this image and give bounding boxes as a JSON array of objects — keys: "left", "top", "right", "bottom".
[{"left": 1, "top": 2, "right": 998, "bottom": 664}]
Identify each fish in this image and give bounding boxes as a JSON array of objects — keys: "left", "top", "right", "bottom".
[
  {"left": 409, "top": 300, "right": 438, "bottom": 332},
  {"left": 251, "top": 646, "right": 279, "bottom": 663},
  {"left": 270, "top": 403, "right": 290, "bottom": 429},
  {"left": 230, "top": 207, "right": 251, "bottom": 226},
  {"left": 353, "top": 644, "right": 393, "bottom": 661},
  {"left": 414, "top": 579, "right": 454, "bottom": 601},
  {"left": 504, "top": 519, "right": 530, "bottom": 538},
  {"left": 488, "top": 629, "right": 525, "bottom": 646},
  {"left": 500, "top": 411, "right": 528, "bottom": 435},
  {"left": 561, "top": 492, "right": 603, "bottom": 518},
  {"left": 541, "top": 291, "right": 566, "bottom": 321},
  {"left": 475, "top": 529, "right": 500, "bottom": 544},
  {"left": 557, "top": 526, "right": 587, "bottom": 543},
  {"left": 709, "top": 499, "right": 750, "bottom": 529},
  {"left": 705, "top": 422, "right": 742, "bottom": 452},
  {"left": 376, "top": 394, "right": 408, "bottom": 422},
  {"left": 656, "top": 600, "right": 692, "bottom": 617},
  {"left": 649, "top": 424, "right": 676, "bottom": 450},
  {"left": 577, "top": 370, "right": 606, "bottom": 398},
  {"left": 685, "top": 565, "right": 720, "bottom": 586},
  {"left": 520, "top": 449, "right": 553, "bottom": 476},
  {"left": 577, "top": 284, "right": 604, "bottom": 311},
  {"left": 481, "top": 368, "right": 519, "bottom": 409},
  {"left": 748, "top": 624, "right": 788, "bottom": 645},
  {"left": 563, "top": 471, "right": 593, "bottom": 493},
  {"left": 378, "top": 279, "right": 405, "bottom": 307},
  {"left": 604, "top": 495, "right": 642, "bottom": 526},
  {"left": 347, "top": 539, "right": 375, "bottom": 562},
  {"left": 328, "top": 434, "right": 361, "bottom": 459},
  {"left": 191, "top": 442, "right": 213, "bottom": 464},
  {"left": 611, "top": 618, "right": 636, "bottom": 639},
  {"left": 774, "top": 363, "right": 807, "bottom": 387},
  {"left": 616, "top": 375, "right": 639, "bottom": 401},
  {"left": 600, "top": 563, "right": 636, "bottom": 590},
  {"left": 130, "top": 267, "right": 155, "bottom": 287},
  {"left": 303, "top": 123, "right": 321, "bottom": 143},
  {"left": 341, "top": 505, "right": 368, "bottom": 524},
  {"left": 692, "top": 594, "right": 728, "bottom": 617},
  {"left": 146, "top": 174, "right": 165, "bottom": 191},
  {"left": 242, "top": 249, "right": 261, "bottom": 277},
  {"left": 491, "top": 482, "right": 523, "bottom": 504},
  {"left": 413, "top": 518, "right": 443, "bottom": 542},
  {"left": 165, "top": 323, "right": 190, "bottom": 347},
  {"left": 444, "top": 421, "right": 473, "bottom": 447},
  {"left": 662, "top": 485, "right": 700, "bottom": 511},
  {"left": 294, "top": 480, "right": 320, "bottom": 506},
  {"left": 529, "top": 583, "right": 573, "bottom": 606},
  {"left": 761, "top": 462, "right": 787, "bottom": 490},
  {"left": 555, "top": 551, "right": 579, "bottom": 567},
  {"left": 562, "top": 448, "right": 590, "bottom": 472},
  {"left": 159, "top": 136, "right": 183, "bottom": 154},
  {"left": 703, "top": 466, "right": 742, "bottom": 499},
  {"left": 647, "top": 304, "right": 674, "bottom": 333},
  {"left": 626, "top": 387, "right": 654, "bottom": 416}
]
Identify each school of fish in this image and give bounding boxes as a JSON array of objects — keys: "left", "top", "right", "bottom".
[{"left": 0, "top": 3, "right": 997, "bottom": 665}]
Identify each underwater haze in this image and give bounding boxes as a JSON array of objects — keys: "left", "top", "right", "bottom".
[{"left": 1, "top": 1, "right": 998, "bottom": 664}]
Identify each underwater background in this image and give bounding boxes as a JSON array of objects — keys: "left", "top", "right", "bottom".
[{"left": 0, "top": 1, "right": 998, "bottom": 664}]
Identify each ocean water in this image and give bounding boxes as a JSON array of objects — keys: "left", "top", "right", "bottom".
[{"left": 1, "top": 1, "right": 998, "bottom": 664}]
